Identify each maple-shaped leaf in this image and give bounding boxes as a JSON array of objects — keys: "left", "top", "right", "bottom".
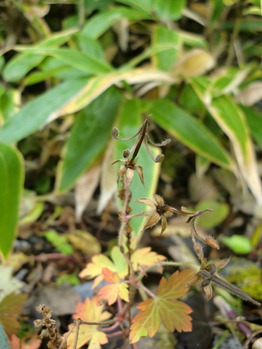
[
  {"left": 98, "top": 268, "right": 129, "bottom": 305},
  {"left": 79, "top": 246, "right": 166, "bottom": 287},
  {"left": 0, "top": 292, "right": 27, "bottom": 337},
  {"left": 131, "top": 247, "right": 166, "bottom": 272},
  {"left": 79, "top": 246, "right": 128, "bottom": 287},
  {"left": 9, "top": 334, "right": 41, "bottom": 349},
  {"left": 66, "top": 296, "right": 111, "bottom": 349},
  {"left": 130, "top": 269, "right": 195, "bottom": 343}
]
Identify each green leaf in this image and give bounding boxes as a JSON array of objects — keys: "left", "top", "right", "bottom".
[
  {"left": 114, "top": 100, "right": 161, "bottom": 237},
  {"left": 191, "top": 78, "right": 262, "bottom": 204},
  {"left": 210, "top": 96, "right": 262, "bottom": 204},
  {"left": 0, "top": 324, "right": 10, "bottom": 349},
  {"left": 221, "top": 235, "right": 253, "bottom": 254},
  {"left": 144, "top": 99, "right": 233, "bottom": 170},
  {"left": 241, "top": 106, "right": 262, "bottom": 149},
  {"left": 196, "top": 200, "right": 229, "bottom": 229},
  {"left": 0, "top": 68, "right": 173, "bottom": 144},
  {"left": 0, "top": 144, "right": 24, "bottom": 258},
  {"left": 0, "top": 79, "right": 87, "bottom": 143},
  {"left": 44, "top": 230, "right": 73, "bottom": 255},
  {"left": 0, "top": 89, "right": 20, "bottom": 124},
  {"left": 152, "top": 25, "right": 181, "bottom": 71},
  {"left": 116, "top": 0, "right": 153, "bottom": 13},
  {"left": 57, "top": 87, "right": 122, "bottom": 192},
  {"left": 153, "top": 0, "right": 185, "bottom": 20},
  {"left": 15, "top": 48, "right": 113, "bottom": 75},
  {"left": 3, "top": 28, "right": 78, "bottom": 82},
  {"left": 82, "top": 7, "right": 149, "bottom": 39}
]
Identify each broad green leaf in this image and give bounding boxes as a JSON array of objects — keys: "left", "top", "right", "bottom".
[
  {"left": 210, "top": 96, "right": 262, "bottom": 204},
  {"left": 0, "top": 324, "right": 10, "bottom": 349},
  {"left": 191, "top": 78, "right": 262, "bottom": 204},
  {"left": 153, "top": 0, "right": 185, "bottom": 20},
  {"left": 76, "top": 34, "right": 104, "bottom": 59},
  {"left": 241, "top": 106, "right": 262, "bottom": 149},
  {"left": 0, "top": 68, "right": 172, "bottom": 144},
  {"left": 0, "top": 79, "right": 87, "bottom": 143},
  {"left": 114, "top": 100, "right": 161, "bottom": 237},
  {"left": 152, "top": 25, "right": 181, "bottom": 71},
  {"left": 57, "top": 87, "right": 122, "bottom": 191},
  {"left": 144, "top": 99, "right": 233, "bottom": 170},
  {"left": 14, "top": 48, "right": 113, "bottom": 75},
  {"left": 0, "top": 144, "right": 23, "bottom": 258},
  {"left": 82, "top": 7, "right": 149, "bottom": 39},
  {"left": 3, "top": 28, "right": 78, "bottom": 82},
  {"left": 221, "top": 235, "right": 253, "bottom": 254}
]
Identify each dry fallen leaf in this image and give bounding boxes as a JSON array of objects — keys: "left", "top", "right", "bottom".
[
  {"left": 75, "top": 163, "right": 102, "bottom": 221},
  {"left": 173, "top": 49, "right": 215, "bottom": 78}
]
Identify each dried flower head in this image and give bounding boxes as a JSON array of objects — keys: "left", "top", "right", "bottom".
[
  {"left": 34, "top": 304, "right": 67, "bottom": 349},
  {"left": 137, "top": 194, "right": 176, "bottom": 234}
]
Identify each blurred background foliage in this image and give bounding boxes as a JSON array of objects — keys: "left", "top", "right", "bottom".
[
  {"left": 0, "top": 1, "right": 262, "bottom": 347},
  {"left": 0, "top": 0, "right": 261, "bottom": 259}
]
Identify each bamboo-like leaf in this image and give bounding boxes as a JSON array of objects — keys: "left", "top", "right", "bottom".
[
  {"left": 3, "top": 28, "right": 77, "bottom": 82},
  {"left": 144, "top": 99, "right": 234, "bottom": 170},
  {"left": 241, "top": 106, "right": 262, "bottom": 149},
  {"left": 152, "top": 25, "right": 181, "bottom": 71},
  {"left": 0, "top": 79, "right": 88, "bottom": 143},
  {"left": 209, "top": 96, "right": 262, "bottom": 205},
  {"left": 114, "top": 100, "right": 161, "bottom": 237},
  {"left": 0, "top": 144, "right": 24, "bottom": 258},
  {"left": 14, "top": 48, "right": 113, "bottom": 75},
  {"left": 0, "top": 68, "right": 172, "bottom": 144},
  {"left": 153, "top": 0, "right": 185, "bottom": 20},
  {"left": 82, "top": 6, "right": 150, "bottom": 39},
  {"left": 57, "top": 87, "right": 122, "bottom": 192}
]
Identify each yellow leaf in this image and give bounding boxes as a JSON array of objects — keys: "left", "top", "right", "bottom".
[
  {"left": 130, "top": 270, "right": 195, "bottom": 343},
  {"left": 66, "top": 296, "right": 111, "bottom": 349}
]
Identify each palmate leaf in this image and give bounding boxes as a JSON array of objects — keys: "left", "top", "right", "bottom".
[
  {"left": 79, "top": 246, "right": 165, "bottom": 287},
  {"left": 0, "top": 293, "right": 27, "bottom": 337},
  {"left": 66, "top": 296, "right": 111, "bottom": 349},
  {"left": 130, "top": 269, "right": 195, "bottom": 343},
  {"left": 98, "top": 269, "right": 129, "bottom": 305}
]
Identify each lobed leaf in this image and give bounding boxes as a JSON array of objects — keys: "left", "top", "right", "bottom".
[
  {"left": 130, "top": 269, "right": 195, "bottom": 343},
  {"left": 67, "top": 296, "right": 111, "bottom": 349},
  {"left": 0, "top": 293, "right": 27, "bottom": 337},
  {"left": 98, "top": 269, "right": 129, "bottom": 305}
]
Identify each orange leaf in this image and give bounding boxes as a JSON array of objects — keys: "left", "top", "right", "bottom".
[
  {"left": 9, "top": 334, "right": 41, "bottom": 349},
  {"left": 66, "top": 296, "right": 111, "bottom": 349},
  {"left": 0, "top": 292, "right": 27, "bottom": 337},
  {"left": 98, "top": 269, "right": 129, "bottom": 305},
  {"left": 130, "top": 269, "right": 195, "bottom": 343},
  {"left": 131, "top": 247, "right": 166, "bottom": 272},
  {"left": 79, "top": 246, "right": 127, "bottom": 287}
]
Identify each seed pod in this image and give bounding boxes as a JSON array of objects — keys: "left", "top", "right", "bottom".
[
  {"left": 154, "top": 153, "right": 165, "bottom": 163},
  {"left": 123, "top": 149, "right": 130, "bottom": 158},
  {"left": 112, "top": 127, "right": 119, "bottom": 139}
]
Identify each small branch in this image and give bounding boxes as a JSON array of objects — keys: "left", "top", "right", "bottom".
[{"left": 136, "top": 282, "right": 156, "bottom": 298}]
